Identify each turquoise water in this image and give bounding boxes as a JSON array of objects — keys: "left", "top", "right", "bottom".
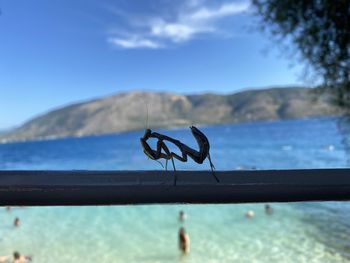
[{"left": 0, "top": 117, "right": 350, "bottom": 262}]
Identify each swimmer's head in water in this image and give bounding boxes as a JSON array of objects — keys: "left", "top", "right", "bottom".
[{"left": 13, "top": 251, "right": 20, "bottom": 259}]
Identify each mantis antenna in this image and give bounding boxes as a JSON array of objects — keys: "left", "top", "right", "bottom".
[
  {"left": 143, "top": 100, "right": 149, "bottom": 130},
  {"left": 143, "top": 102, "right": 164, "bottom": 169}
]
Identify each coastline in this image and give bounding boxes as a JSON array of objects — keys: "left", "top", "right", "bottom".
[{"left": 0, "top": 115, "right": 340, "bottom": 145}]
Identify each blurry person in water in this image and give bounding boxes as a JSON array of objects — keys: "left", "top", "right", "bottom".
[{"left": 178, "top": 227, "right": 190, "bottom": 255}]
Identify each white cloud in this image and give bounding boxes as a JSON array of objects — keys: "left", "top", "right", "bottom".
[
  {"left": 107, "top": 1, "right": 250, "bottom": 49},
  {"left": 151, "top": 20, "right": 207, "bottom": 42},
  {"left": 186, "top": 2, "right": 250, "bottom": 21},
  {"left": 108, "top": 37, "right": 162, "bottom": 49}
]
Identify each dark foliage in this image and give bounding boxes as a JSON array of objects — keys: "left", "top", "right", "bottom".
[{"left": 252, "top": 0, "right": 350, "bottom": 108}]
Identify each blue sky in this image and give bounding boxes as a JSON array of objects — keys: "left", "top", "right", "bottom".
[{"left": 0, "top": 0, "right": 304, "bottom": 129}]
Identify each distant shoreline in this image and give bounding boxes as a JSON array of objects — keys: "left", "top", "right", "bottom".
[
  {"left": 0, "top": 115, "right": 340, "bottom": 145},
  {"left": 0, "top": 87, "right": 341, "bottom": 143}
]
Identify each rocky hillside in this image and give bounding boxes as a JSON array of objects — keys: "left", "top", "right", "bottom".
[{"left": 0, "top": 87, "right": 340, "bottom": 142}]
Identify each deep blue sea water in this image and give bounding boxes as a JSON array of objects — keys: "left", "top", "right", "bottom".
[{"left": 0, "top": 117, "right": 350, "bottom": 262}]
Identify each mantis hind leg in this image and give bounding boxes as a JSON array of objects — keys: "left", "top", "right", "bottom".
[
  {"left": 160, "top": 143, "right": 178, "bottom": 186},
  {"left": 207, "top": 153, "right": 219, "bottom": 182},
  {"left": 155, "top": 159, "right": 164, "bottom": 168},
  {"left": 171, "top": 156, "right": 177, "bottom": 186},
  {"left": 160, "top": 141, "right": 177, "bottom": 185}
]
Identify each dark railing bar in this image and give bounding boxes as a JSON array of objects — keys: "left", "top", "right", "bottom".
[{"left": 0, "top": 169, "right": 349, "bottom": 206}]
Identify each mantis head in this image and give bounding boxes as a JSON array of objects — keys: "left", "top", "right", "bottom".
[
  {"left": 142, "top": 128, "right": 152, "bottom": 139},
  {"left": 140, "top": 128, "right": 156, "bottom": 160}
]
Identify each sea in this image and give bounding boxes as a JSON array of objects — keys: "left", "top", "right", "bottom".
[{"left": 0, "top": 117, "right": 350, "bottom": 263}]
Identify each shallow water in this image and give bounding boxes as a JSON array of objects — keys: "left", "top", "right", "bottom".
[{"left": 0, "top": 117, "right": 350, "bottom": 262}]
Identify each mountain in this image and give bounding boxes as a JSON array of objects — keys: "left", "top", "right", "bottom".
[{"left": 0, "top": 87, "right": 340, "bottom": 143}]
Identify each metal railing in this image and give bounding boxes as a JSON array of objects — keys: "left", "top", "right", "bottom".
[{"left": 0, "top": 169, "right": 349, "bottom": 206}]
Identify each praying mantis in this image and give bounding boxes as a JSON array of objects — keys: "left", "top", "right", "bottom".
[{"left": 140, "top": 126, "right": 219, "bottom": 185}]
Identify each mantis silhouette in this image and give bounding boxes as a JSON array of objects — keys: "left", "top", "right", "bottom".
[{"left": 140, "top": 126, "right": 219, "bottom": 185}]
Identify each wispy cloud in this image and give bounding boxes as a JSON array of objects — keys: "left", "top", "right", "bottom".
[
  {"left": 186, "top": 2, "right": 250, "bottom": 21},
  {"left": 108, "top": 37, "right": 162, "bottom": 49},
  {"left": 107, "top": 1, "right": 250, "bottom": 49},
  {"left": 150, "top": 19, "right": 212, "bottom": 43}
]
